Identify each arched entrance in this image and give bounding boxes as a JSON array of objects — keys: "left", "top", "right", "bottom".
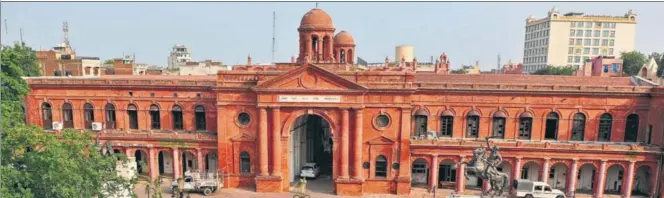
[
  {"left": 577, "top": 164, "right": 596, "bottom": 194},
  {"left": 289, "top": 114, "right": 334, "bottom": 193},
  {"left": 549, "top": 162, "right": 568, "bottom": 190},
  {"left": 158, "top": 151, "right": 173, "bottom": 176},
  {"left": 205, "top": 152, "right": 218, "bottom": 173},
  {"left": 134, "top": 150, "right": 149, "bottom": 175},
  {"left": 632, "top": 165, "right": 652, "bottom": 196},
  {"left": 604, "top": 164, "right": 624, "bottom": 194},
  {"left": 181, "top": 151, "right": 197, "bottom": 174},
  {"left": 438, "top": 159, "right": 457, "bottom": 189},
  {"left": 411, "top": 158, "right": 429, "bottom": 188},
  {"left": 521, "top": 161, "right": 540, "bottom": 181}
]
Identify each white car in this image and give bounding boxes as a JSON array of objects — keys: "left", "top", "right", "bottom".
[
  {"left": 513, "top": 179, "right": 566, "bottom": 198},
  {"left": 299, "top": 163, "right": 320, "bottom": 179}
]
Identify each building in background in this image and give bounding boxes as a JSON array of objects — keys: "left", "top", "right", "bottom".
[
  {"left": 103, "top": 55, "right": 135, "bottom": 75},
  {"left": 523, "top": 7, "right": 637, "bottom": 73},
  {"left": 460, "top": 61, "right": 481, "bottom": 74},
  {"left": 395, "top": 45, "right": 414, "bottom": 63},
  {"left": 178, "top": 60, "right": 231, "bottom": 75},
  {"left": 168, "top": 45, "right": 192, "bottom": 70},
  {"left": 502, "top": 60, "right": 524, "bottom": 74},
  {"left": 639, "top": 57, "right": 660, "bottom": 82},
  {"left": 574, "top": 55, "right": 624, "bottom": 77}
]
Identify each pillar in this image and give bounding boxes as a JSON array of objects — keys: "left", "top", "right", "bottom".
[
  {"left": 353, "top": 108, "right": 363, "bottom": 180},
  {"left": 271, "top": 107, "right": 281, "bottom": 176},
  {"left": 652, "top": 161, "right": 661, "bottom": 197},
  {"left": 622, "top": 161, "right": 636, "bottom": 197},
  {"left": 196, "top": 149, "right": 204, "bottom": 172},
  {"left": 172, "top": 148, "right": 181, "bottom": 179},
  {"left": 149, "top": 147, "right": 159, "bottom": 179},
  {"left": 567, "top": 160, "right": 579, "bottom": 196},
  {"left": 511, "top": 157, "right": 522, "bottom": 195},
  {"left": 456, "top": 156, "right": 466, "bottom": 194},
  {"left": 430, "top": 155, "right": 439, "bottom": 190},
  {"left": 258, "top": 108, "right": 269, "bottom": 176},
  {"left": 594, "top": 160, "right": 607, "bottom": 198},
  {"left": 542, "top": 158, "right": 551, "bottom": 184},
  {"left": 340, "top": 108, "right": 350, "bottom": 179}
]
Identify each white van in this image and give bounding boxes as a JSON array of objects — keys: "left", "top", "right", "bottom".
[{"left": 513, "top": 179, "right": 566, "bottom": 198}]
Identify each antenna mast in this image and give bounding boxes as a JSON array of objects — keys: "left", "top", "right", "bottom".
[
  {"left": 4, "top": 19, "right": 7, "bottom": 35},
  {"left": 496, "top": 54, "right": 501, "bottom": 74},
  {"left": 272, "top": 11, "right": 276, "bottom": 63},
  {"left": 63, "top": 21, "right": 70, "bottom": 47},
  {"left": 19, "top": 28, "right": 23, "bottom": 44}
]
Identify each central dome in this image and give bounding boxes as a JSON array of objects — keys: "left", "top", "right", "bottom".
[{"left": 300, "top": 8, "right": 334, "bottom": 29}]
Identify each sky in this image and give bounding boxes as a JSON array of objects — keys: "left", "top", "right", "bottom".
[{"left": 1, "top": 2, "right": 663, "bottom": 70}]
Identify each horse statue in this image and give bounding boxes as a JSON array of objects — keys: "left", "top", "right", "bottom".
[{"left": 458, "top": 137, "right": 510, "bottom": 197}]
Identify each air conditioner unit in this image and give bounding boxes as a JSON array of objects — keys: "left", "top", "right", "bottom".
[
  {"left": 91, "top": 122, "right": 103, "bottom": 131},
  {"left": 52, "top": 122, "right": 63, "bottom": 130}
]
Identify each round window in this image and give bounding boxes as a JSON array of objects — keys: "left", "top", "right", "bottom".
[
  {"left": 238, "top": 113, "right": 251, "bottom": 126},
  {"left": 376, "top": 115, "right": 390, "bottom": 128}
]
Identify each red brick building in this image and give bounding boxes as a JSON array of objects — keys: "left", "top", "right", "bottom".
[{"left": 24, "top": 8, "right": 664, "bottom": 198}]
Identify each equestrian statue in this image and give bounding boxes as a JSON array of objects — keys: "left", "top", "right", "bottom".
[{"left": 458, "top": 136, "right": 510, "bottom": 197}]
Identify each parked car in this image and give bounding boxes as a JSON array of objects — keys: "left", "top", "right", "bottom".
[
  {"left": 513, "top": 179, "right": 566, "bottom": 198},
  {"left": 299, "top": 163, "right": 320, "bottom": 179},
  {"left": 171, "top": 171, "right": 221, "bottom": 196}
]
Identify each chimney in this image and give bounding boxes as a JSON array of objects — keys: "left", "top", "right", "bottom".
[
  {"left": 435, "top": 59, "right": 440, "bottom": 73},
  {"left": 385, "top": 56, "right": 389, "bottom": 67},
  {"left": 247, "top": 55, "right": 252, "bottom": 65}
]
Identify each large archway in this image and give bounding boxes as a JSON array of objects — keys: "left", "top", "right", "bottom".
[
  {"left": 604, "top": 164, "right": 624, "bottom": 194},
  {"left": 632, "top": 165, "right": 652, "bottom": 196},
  {"left": 158, "top": 151, "right": 173, "bottom": 176},
  {"left": 134, "top": 150, "right": 149, "bottom": 175},
  {"left": 521, "top": 161, "right": 540, "bottom": 181},
  {"left": 577, "top": 164, "right": 596, "bottom": 194},
  {"left": 548, "top": 162, "right": 568, "bottom": 190},
  {"left": 289, "top": 114, "right": 334, "bottom": 193}
]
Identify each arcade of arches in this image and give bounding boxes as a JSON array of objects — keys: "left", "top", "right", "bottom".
[{"left": 23, "top": 7, "right": 664, "bottom": 198}]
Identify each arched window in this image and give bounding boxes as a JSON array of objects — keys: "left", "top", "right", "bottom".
[
  {"left": 84, "top": 103, "right": 94, "bottom": 129},
  {"left": 42, "top": 103, "right": 53, "bottom": 130},
  {"left": 347, "top": 49, "right": 353, "bottom": 64},
  {"left": 311, "top": 36, "right": 319, "bottom": 61},
  {"left": 240, "top": 151, "right": 250, "bottom": 174},
  {"left": 440, "top": 111, "right": 454, "bottom": 137},
  {"left": 413, "top": 109, "right": 428, "bottom": 137},
  {"left": 544, "top": 112, "right": 559, "bottom": 140},
  {"left": 340, "top": 49, "right": 346, "bottom": 63},
  {"left": 598, "top": 113, "right": 613, "bottom": 141},
  {"left": 195, "top": 105, "right": 206, "bottom": 131},
  {"left": 375, "top": 155, "right": 388, "bottom": 178},
  {"left": 466, "top": 111, "right": 480, "bottom": 138},
  {"left": 150, "top": 105, "right": 160, "bottom": 130},
  {"left": 172, "top": 105, "right": 183, "bottom": 130},
  {"left": 127, "top": 104, "right": 138, "bottom": 130},
  {"left": 624, "top": 114, "right": 639, "bottom": 142},
  {"left": 518, "top": 112, "right": 533, "bottom": 140},
  {"left": 492, "top": 111, "right": 507, "bottom": 138},
  {"left": 105, "top": 103, "right": 116, "bottom": 129},
  {"left": 571, "top": 113, "right": 586, "bottom": 141},
  {"left": 62, "top": 103, "right": 73, "bottom": 128}
]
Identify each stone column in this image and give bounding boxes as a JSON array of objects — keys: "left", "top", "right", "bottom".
[
  {"left": 430, "top": 155, "right": 439, "bottom": 190},
  {"left": 594, "top": 160, "right": 607, "bottom": 198},
  {"left": 456, "top": 156, "right": 466, "bottom": 194},
  {"left": 542, "top": 158, "right": 551, "bottom": 184},
  {"left": 271, "top": 107, "right": 282, "bottom": 176},
  {"left": 511, "top": 157, "right": 522, "bottom": 195},
  {"left": 196, "top": 149, "right": 204, "bottom": 172},
  {"left": 353, "top": 108, "right": 364, "bottom": 180},
  {"left": 652, "top": 160, "right": 661, "bottom": 197},
  {"left": 340, "top": 108, "right": 350, "bottom": 179},
  {"left": 622, "top": 161, "right": 636, "bottom": 197},
  {"left": 258, "top": 108, "right": 269, "bottom": 176},
  {"left": 172, "top": 148, "right": 181, "bottom": 179},
  {"left": 567, "top": 159, "right": 579, "bottom": 196},
  {"left": 149, "top": 147, "right": 159, "bottom": 179}
]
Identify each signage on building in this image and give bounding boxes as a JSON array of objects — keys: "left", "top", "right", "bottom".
[{"left": 278, "top": 95, "right": 341, "bottom": 103}]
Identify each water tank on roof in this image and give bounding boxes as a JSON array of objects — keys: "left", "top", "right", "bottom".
[{"left": 395, "top": 45, "right": 414, "bottom": 62}]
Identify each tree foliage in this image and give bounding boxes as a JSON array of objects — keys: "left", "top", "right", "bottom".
[
  {"left": 1, "top": 41, "right": 136, "bottom": 197},
  {"left": 621, "top": 51, "right": 647, "bottom": 76},
  {"left": 532, "top": 65, "right": 577, "bottom": 75},
  {"left": 450, "top": 68, "right": 468, "bottom": 74},
  {"left": 104, "top": 59, "right": 115, "bottom": 65}
]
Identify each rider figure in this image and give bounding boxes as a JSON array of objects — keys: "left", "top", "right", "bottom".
[{"left": 483, "top": 137, "right": 503, "bottom": 187}]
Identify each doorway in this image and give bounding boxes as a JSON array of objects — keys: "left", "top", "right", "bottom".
[{"left": 289, "top": 114, "right": 334, "bottom": 193}]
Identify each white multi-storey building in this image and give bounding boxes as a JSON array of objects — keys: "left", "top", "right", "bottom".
[
  {"left": 522, "top": 7, "right": 637, "bottom": 73},
  {"left": 167, "top": 45, "right": 192, "bottom": 69}
]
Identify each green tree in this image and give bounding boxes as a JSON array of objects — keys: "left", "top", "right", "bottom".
[
  {"left": 450, "top": 68, "right": 468, "bottom": 74},
  {"left": 1, "top": 42, "right": 40, "bottom": 127},
  {"left": 1, "top": 127, "right": 137, "bottom": 198},
  {"left": 104, "top": 59, "right": 115, "bottom": 65},
  {"left": 532, "top": 65, "right": 577, "bottom": 75},
  {"left": 621, "top": 51, "right": 647, "bottom": 76}
]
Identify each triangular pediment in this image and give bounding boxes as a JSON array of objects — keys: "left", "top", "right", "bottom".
[
  {"left": 230, "top": 132, "right": 256, "bottom": 142},
  {"left": 253, "top": 64, "right": 367, "bottom": 91},
  {"left": 367, "top": 136, "right": 396, "bottom": 145}
]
